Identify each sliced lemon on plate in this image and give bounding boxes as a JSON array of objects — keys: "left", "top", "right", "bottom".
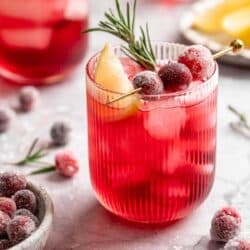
[
  {"left": 223, "top": 7, "right": 250, "bottom": 47},
  {"left": 92, "top": 43, "right": 139, "bottom": 121},
  {"left": 193, "top": 0, "right": 250, "bottom": 33}
]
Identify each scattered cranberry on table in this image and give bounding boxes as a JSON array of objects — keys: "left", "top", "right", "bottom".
[
  {"left": 55, "top": 150, "right": 80, "bottom": 177},
  {"left": 224, "top": 237, "right": 250, "bottom": 250},
  {"left": 210, "top": 207, "right": 242, "bottom": 243},
  {"left": 50, "top": 121, "right": 72, "bottom": 146},
  {"left": 18, "top": 86, "right": 40, "bottom": 113},
  {"left": 0, "top": 109, "right": 12, "bottom": 134}
]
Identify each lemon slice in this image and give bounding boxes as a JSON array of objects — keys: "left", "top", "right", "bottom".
[
  {"left": 193, "top": 0, "right": 250, "bottom": 33},
  {"left": 223, "top": 7, "right": 250, "bottom": 47},
  {"left": 93, "top": 43, "right": 139, "bottom": 121}
]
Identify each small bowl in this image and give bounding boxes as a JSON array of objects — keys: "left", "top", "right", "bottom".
[{"left": 10, "top": 182, "right": 54, "bottom": 250}]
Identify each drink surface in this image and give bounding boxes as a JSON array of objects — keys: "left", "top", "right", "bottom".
[
  {"left": 87, "top": 56, "right": 217, "bottom": 223},
  {"left": 0, "top": 0, "right": 88, "bottom": 84}
]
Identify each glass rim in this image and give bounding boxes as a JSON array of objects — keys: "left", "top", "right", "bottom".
[{"left": 86, "top": 42, "right": 218, "bottom": 99}]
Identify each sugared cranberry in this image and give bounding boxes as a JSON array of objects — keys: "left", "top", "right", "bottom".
[
  {"left": 18, "top": 87, "right": 39, "bottom": 112},
  {"left": 224, "top": 238, "right": 250, "bottom": 250},
  {"left": 50, "top": 121, "right": 71, "bottom": 146},
  {"left": 12, "top": 190, "right": 37, "bottom": 214},
  {"left": 7, "top": 215, "right": 36, "bottom": 244},
  {"left": 55, "top": 150, "right": 79, "bottom": 177},
  {"left": 158, "top": 61, "right": 192, "bottom": 92},
  {"left": 0, "top": 239, "right": 11, "bottom": 250},
  {"left": 0, "top": 211, "right": 10, "bottom": 236},
  {"left": 178, "top": 45, "right": 214, "bottom": 81},
  {"left": 14, "top": 209, "right": 39, "bottom": 226},
  {"left": 0, "top": 172, "right": 27, "bottom": 197},
  {"left": 0, "top": 198, "right": 16, "bottom": 217},
  {"left": 210, "top": 207, "right": 241, "bottom": 242},
  {"left": 0, "top": 109, "right": 12, "bottom": 134},
  {"left": 132, "top": 71, "right": 164, "bottom": 95}
]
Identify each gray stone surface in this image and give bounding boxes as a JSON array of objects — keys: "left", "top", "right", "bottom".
[{"left": 0, "top": 1, "right": 250, "bottom": 249}]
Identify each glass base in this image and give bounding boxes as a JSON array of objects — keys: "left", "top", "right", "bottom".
[{"left": 94, "top": 187, "right": 213, "bottom": 224}]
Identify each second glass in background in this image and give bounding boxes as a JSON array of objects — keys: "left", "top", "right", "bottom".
[{"left": 0, "top": 0, "right": 89, "bottom": 85}]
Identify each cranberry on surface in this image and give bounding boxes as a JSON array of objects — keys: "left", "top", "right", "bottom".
[
  {"left": 55, "top": 150, "right": 80, "bottom": 177},
  {"left": 224, "top": 238, "right": 250, "bottom": 250},
  {"left": 210, "top": 207, "right": 241, "bottom": 242},
  {"left": 50, "top": 121, "right": 71, "bottom": 146},
  {"left": 18, "top": 86, "right": 39, "bottom": 112}
]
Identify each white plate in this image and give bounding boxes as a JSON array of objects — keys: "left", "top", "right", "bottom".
[{"left": 180, "top": 0, "right": 250, "bottom": 67}]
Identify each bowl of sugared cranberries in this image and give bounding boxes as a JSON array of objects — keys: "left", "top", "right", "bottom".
[{"left": 0, "top": 172, "right": 53, "bottom": 250}]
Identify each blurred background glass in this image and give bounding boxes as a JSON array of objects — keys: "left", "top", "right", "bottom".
[{"left": 0, "top": 0, "right": 88, "bottom": 85}]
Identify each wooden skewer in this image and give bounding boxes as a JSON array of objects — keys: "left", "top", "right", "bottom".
[
  {"left": 106, "top": 39, "right": 244, "bottom": 105},
  {"left": 213, "top": 39, "right": 244, "bottom": 59}
]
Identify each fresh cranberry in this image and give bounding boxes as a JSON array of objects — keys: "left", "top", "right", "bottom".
[
  {"left": 0, "top": 211, "right": 10, "bottom": 236},
  {"left": 0, "top": 109, "right": 12, "bottom": 134},
  {"left": 224, "top": 238, "right": 250, "bottom": 250},
  {"left": 178, "top": 45, "right": 214, "bottom": 81},
  {"left": 0, "top": 197, "right": 16, "bottom": 217},
  {"left": 0, "top": 239, "right": 11, "bottom": 250},
  {"left": 210, "top": 207, "right": 241, "bottom": 242},
  {"left": 132, "top": 71, "right": 164, "bottom": 95},
  {"left": 0, "top": 172, "right": 27, "bottom": 197},
  {"left": 18, "top": 86, "right": 39, "bottom": 112},
  {"left": 7, "top": 215, "right": 36, "bottom": 244},
  {"left": 50, "top": 121, "right": 71, "bottom": 146},
  {"left": 14, "top": 209, "right": 39, "bottom": 226},
  {"left": 12, "top": 190, "right": 37, "bottom": 213},
  {"left": 55, "top": 150, "right": 79, "bottom": 177},
  {"left": 158, "top": 61, "right": 192, "bottom": 92}
]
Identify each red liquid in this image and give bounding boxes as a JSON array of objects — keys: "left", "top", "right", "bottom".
[
  {"left": 0, "top": 0, "right": 88, "bottom": 84},
  {"left": 87, "top": 57, "right": 218, "bottom": 223}
]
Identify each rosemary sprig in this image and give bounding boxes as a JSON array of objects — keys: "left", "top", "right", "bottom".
[
  {"left": 13, "top": 138, "right": 48, "bottom": 166},
  {"left": 28, "top": 166, "right": 56, "bottom": 176},
  {"left": 228, "top": 105, "right": 250, "bottom": 130},
  {"left": 83, "top": 0, "right": 156, "bottom": 70}
]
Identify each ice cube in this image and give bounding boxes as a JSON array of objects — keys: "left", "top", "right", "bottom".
[
  {"left": 1, "top": 28, "right": 52, "bottom": 50},
  {"left": 64, "top": 0, "right": 88, "bottom": 20},
  {"left": 0, "top": 0, "right": 66, "bottom": 24},
  {"left": 144, "top": 107, "right": 186, "bottom": 140},
  {"left": 161, "top": 144, "right": 185, "bottom": 175}
]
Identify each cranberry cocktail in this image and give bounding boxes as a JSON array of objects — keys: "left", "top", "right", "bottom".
[{"left": 86, "top": 0, "right": 218, "bottom": 223}]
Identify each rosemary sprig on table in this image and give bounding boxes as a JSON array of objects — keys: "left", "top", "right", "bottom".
[
  {"left": 11, "top": 138, "right": 48, "bottom": 166},
  {"left": 228, "top": 105, "right": 250, "bottom": 130},
  {"left": 228, "top": 105, "right": 250, "bottom": 138},
  {"left": 83, "top": 0, "right": 156, "bottom": 70}
]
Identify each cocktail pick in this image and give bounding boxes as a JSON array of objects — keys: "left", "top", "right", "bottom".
[{"left": 106, "top": 39, "right": 244, "bottom": 105}]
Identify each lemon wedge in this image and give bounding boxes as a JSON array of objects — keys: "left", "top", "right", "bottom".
[
  {"left": 95, "top": 43, "right": 132, "bottom": 94},
  {"left": 193, "top": 0, "right": 250, "bottom": 33},
  {"left": 93, "top": 43, "right": 139, "bottom": 121},
  {"left": 223, "top": 7, "right": 250, "bottom": 47}
]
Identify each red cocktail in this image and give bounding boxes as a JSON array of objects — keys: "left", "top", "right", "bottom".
[
  {"left": 86, "top": 43, "right": 218, "bottom": 223},
  {"left": 0, "top": 0, "right": 88, "bottom": 85}
]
